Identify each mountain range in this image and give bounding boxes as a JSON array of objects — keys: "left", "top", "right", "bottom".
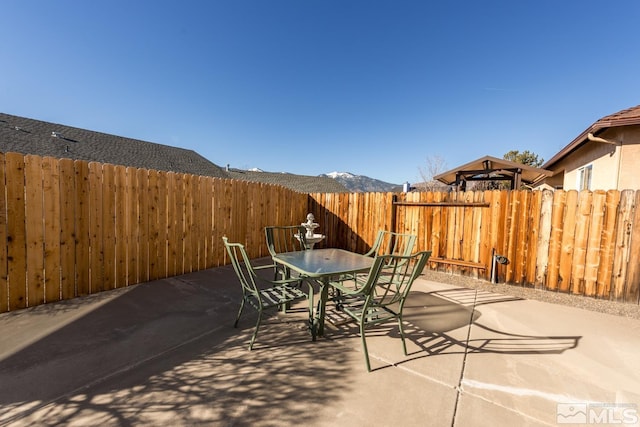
[
  {"left": 321, "top": 171, "right": 400, "bottom": 192},
  {"left": 248, "top": 168, "right": 402, "bottom": 192}
]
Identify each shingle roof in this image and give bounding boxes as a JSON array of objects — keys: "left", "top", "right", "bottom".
[
  {"left": 543, "top": 105, "right": 640, "bottom": 169},
  {"left": 226, "top": 168, "right": 348, "bottom": 193},
  {"left": 593, "top": 104, "right": 640, "bottom": 128},
  {"left": 0, "top": 113, "right": 229, "bottom": 178}
]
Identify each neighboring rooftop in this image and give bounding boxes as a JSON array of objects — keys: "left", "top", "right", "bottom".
[
  {"left": 592, "top": 104, "right": 640, "bottom": 128},
  {"left": 0, "top": 113, "right": 229, "bottom": 178},
  {"left": 226, "top": 168, "right": 349, "bottom": 193},
  {"left": 542, "top": 104, "right": 640, "bottom": 170}
]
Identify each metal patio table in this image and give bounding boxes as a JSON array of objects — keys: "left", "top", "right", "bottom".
[{"left": 272, "top": 248, "right": 374, "bottom": 337}]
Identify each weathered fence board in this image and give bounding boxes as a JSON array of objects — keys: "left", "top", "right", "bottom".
[
  {"left": 88, "top": 162, "right": 104, "bottom": 294},
  {"left": 102, "top": 163, "right": 116, "bottom": 290},
  {"left": 6, "top": 153, "right": 27, "bottom": 309},
  {"left": 158, "top": 170, "right": 169, "bottom": 278},
  {"left": 471, "top": 191, "right": 483, "bottom": 278},
  {"left": 493, "top": 190, "right": 509, "bottom": 281},
  {"left": 571, "top": 191, "right": 591, "bottom": 294},
  {"left": 559, "top": 190, "right": 578, "bottom": 292},
  {"left": 137, "top": 168, "right": 150, "bottom": 282},
  {"left": 114, "top": 166, "right": 127, "bottom": 288},
  {"left": 0, "top": 155, "right": 7, "bottom": 312},
  {"left": 59, "top": 158, "right": 76, "bottom": 300},
  {"left": 596, "top": 191, "right": 618, "bottom": 298},
  {"left": 75, "top": 160, "right": 90, "bottom": 296},
  {"left": 479, "top": 191, "right": 492, "bottom": 277},
  {"left": 211, "top": 178, "right": 224, "bottom": 264},
  {"left": 625, "top": 191, "right": 640, "bottom": 304},
  {"left": 535, "top": 189, "right": 553, "bottom": 287},
  {"left": 514, "top": 190, "right": 530, "bottom": 284},
  {"left": 431, "top": 191, "right": 443, "bottom": 259},
  {"left": 43, "top": 156, "right": 61, "bottom": 303},
  {"left": 584, "top": 191, "right": 605, "bottom": 297},
  {"left": 612, "top": 190, "right": 635, "bottom": 302},
  {"left": 201, "top": 176, "right": 213, "bottom": 269},
  {"left": 126, "top": 167, "right": 139, "bottom": 286},
  {"left": 147, "top": 169, "right": 160, "bottom": 280},
  {"left": 526, "top": 190, "right": 542, "bottom": 286},
  {"left": 547, "top": 190, "right": 565, "bottom": 291},
  {"left": 25, "top": 155, "right": 45, "bottom": 306}
]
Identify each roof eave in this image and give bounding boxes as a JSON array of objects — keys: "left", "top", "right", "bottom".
[{"left": 543, "top": 105, "right": 640, "bottom": 169}]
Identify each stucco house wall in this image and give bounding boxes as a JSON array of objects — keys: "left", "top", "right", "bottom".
[
  {"left": 540, "top": 107, "right": 640, "bottom": 191},
  {"left": 617, "top": 126, "right": 640, "bottom": 190},
  {"left": 558, "top": 132, "right": 619, "bottom": 190}
]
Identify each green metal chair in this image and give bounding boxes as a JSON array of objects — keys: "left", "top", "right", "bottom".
[
  {"left": 341, "top": 230, "right": 418, "bottom": 289},
  {"left": 261, "top": 225, "right": 308, "bottom": 280},
  {"left": 329, "top": 250, "right": 432, "bottom": 371},
  {"left": 364, "top": 230, "right": 417, "bottom": 261},
  {"left": 223, "top": 236, "right": 315, "bottom": 349}
]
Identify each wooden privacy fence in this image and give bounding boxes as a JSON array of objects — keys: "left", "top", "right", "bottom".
[
  {"left": 2, "top": 150, "right": 639, "bottom": 313},
  {"left": 310, "top": 189, "right": 640, "bottom": 305},
  {"left": 0, "top": 152, "right": 307, "bottom": 313}
]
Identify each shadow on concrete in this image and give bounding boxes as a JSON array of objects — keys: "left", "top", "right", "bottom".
[
  {"left": 406, "top": 290, "right": 580, "bottom": 358},
  {"left": 324, "top": 289, "right": 581, "bottom": 366},
  {"left": 0, "top": 265, "right": 352, "bottom": 426}
]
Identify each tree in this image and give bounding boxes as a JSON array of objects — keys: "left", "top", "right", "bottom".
[
  {"left": 503, "top": 150, "right": 544, "bottom": 168},
  {"left": 468, "top": 150, "right": 546, "bottom": 191},
  {"left": 417, "top": 155, "right": 449, "bottom": 191},
  {"left": 493, "top": 149, "right": 545, "bottom": 190}
]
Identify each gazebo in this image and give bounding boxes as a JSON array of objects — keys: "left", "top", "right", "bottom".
[{"left": 433, "top": 155, "right": 552, "bottom": 191}]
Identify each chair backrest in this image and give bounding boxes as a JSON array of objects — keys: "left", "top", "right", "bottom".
[
  {"left": 360, "top": 250, "right": 432, "bottom": 308},
  {"left": 223, "top": 236, "right": 260, "bottom": 299},
  {"left": 364, "top": 230, "right": 417, "bottom": 259},
  {"left": 264, "top": 225, "right": 308, "bottom": 256}
]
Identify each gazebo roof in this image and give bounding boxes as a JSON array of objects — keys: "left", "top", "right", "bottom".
[{"left": 434, "top": 155, "right": 552, "bottom": 189}]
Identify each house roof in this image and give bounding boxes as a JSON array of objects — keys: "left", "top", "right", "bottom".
[
  {"left": 434, "top": 155, "right": 552, "bottom": 186},
  {"left": 226, "top": 168, "right": 349, "bottom": 193},
  {"left": 0, "top": 113, "right": 229, "bottom": 178},
  {"left": 542, "top": 105, "right": 640, "bottom": 169}
]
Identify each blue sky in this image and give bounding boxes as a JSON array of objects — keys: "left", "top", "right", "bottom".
[{"left": 2, "top": 1, "right": 639, "bottom": 185}]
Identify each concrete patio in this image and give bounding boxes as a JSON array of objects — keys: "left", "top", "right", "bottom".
[{"left": 1, "top": 260, "right": 639, "bottom": 426}]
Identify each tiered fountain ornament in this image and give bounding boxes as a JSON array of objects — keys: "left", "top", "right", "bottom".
[{"left": 300, "top": 213, "right": 325, "bottom": 249}]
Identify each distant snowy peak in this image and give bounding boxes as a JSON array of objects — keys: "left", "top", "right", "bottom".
[
  {"left": 326, "top": 171, "right": 356, "bottom": 179},
  {"left": 240, "top": 168, "right": 398, "bottom": 192},
  {"left": 321, "top": 171, "right": 399, "bottom": 192}
]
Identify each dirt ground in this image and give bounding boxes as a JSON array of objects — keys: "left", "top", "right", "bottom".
[{"left": 422, "top": 269, "right": 640, "bottom": 320}]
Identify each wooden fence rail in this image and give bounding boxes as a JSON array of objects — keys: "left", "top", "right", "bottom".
[
  {"left": 2, "top": 152, "right": 639, "bottom": 313},
  {"left": 0, "top": 153, "right": 307, "bottom": 312},
  {"left": 310, "top": 189, "right": 640, "bottom": 305}
]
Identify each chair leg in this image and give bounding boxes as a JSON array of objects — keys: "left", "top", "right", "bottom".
[
  {"left": 249, "top": 311, "right": 263, "bottom": 350},
  {"left": 234, "top": 299, "right": 246, "bottom": 328},
  {"left": 280, "top": 294, "right": 289, "bottom": 313},
  {"left": 398, "top": 317, "right": 408, "bottom": 356},
  {"left": 278, "top": 268, "right": 293, "bottom": 313},
  {"left": 360, "top": 322, "right": 371, "bottom": 372},
  {"left": 307, "top": 284, "right": 317, "bottom": 341}
]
